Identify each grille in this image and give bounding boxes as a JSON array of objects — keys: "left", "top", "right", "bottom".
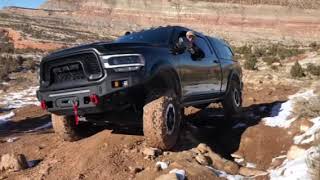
[
  {"left": 43, "top": 52, "right": 103, "bottom": 84},
  {"left": 51, "top": 63, "right": 86, "bottom": 83}
]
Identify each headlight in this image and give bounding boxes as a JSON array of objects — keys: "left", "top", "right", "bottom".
[{"left": 101, "top": 54, "right": 145, "bottom": 72}]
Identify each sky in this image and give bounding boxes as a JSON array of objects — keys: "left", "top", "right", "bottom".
[{"left": 0, "top": 0, "right": 46, "bottom": 9}]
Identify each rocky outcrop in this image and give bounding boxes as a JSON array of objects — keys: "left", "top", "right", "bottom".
[{"left": 0, "top": 154, "right": 28, "bottom": 172}]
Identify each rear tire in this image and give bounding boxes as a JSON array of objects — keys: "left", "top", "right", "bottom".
[
  {"left": 143, "top": 90, "right": 181, "bottom": 150},
  {"left": 51, "top": 114, "right": 80, "bottom": 142},
  {"left": 222, "top": 80, "right": 242, "bottom": 118}
]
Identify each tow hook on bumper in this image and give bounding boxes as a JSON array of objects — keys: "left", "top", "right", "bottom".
[{"left": 72, "top": 101, "right": 79, "bottom": 126}]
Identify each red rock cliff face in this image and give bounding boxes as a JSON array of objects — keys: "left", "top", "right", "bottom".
[{"left": 23, "top": 0, "right": 320, "bottom": 45}]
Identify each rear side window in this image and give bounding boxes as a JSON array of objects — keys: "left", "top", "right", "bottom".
[{"left": 209, "top": 38, "right": 233, "bottom": 60}]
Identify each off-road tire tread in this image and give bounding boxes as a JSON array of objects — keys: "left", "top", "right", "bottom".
[
  {"left": 143, "top": 90, "right": 181, "bottom": 150},
  {"left": 223, "top": 80, "right": 242, "bottom": 117}
]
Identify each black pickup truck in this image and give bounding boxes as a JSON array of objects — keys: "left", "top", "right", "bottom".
[{"left": 37, "top": 26, "right": 243, "bottom": 150}]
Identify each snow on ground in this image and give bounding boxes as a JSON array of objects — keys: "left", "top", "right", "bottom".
[
  {"left": 262, "top": 90, "right": 316, "bottom": 128},
  {"left": 207, "top": 166, "right": 244, "bottom": 180},
  {"left": 294, "top": 117, "right": 320, "bottom": 144},
  {"left": 0, "top": 86, "right": 39, "bottom": 109},
  {"left": 0, "top": 111, "right": 15, "bottom": 125},
  {"left": 269, "top": 147, "right": 317, "bottom": 180}
]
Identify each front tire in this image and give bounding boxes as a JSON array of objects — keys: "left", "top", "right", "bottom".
[
  {"left": 222, "top": 80, "right": 242, "bottom": 118},
  {"left": 143, "top": 90, "right": 181, "bottom": 150},
  {"left": 51, "top": 114, "right": 80, "bottom": 142}
]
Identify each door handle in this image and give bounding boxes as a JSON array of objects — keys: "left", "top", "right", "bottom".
[{"left": 213, "top": 60, "right": 219, "bottom": 63}]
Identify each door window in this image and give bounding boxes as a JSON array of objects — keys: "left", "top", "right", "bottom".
[{"left": 194, "top": 37, "right": 212, "bottom": 58}]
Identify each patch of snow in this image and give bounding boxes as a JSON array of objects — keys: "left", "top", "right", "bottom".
[
  {"left": 169, "top": 169, "right": 186, "bottom": 180},
  {"left": 234, "top": 158, "right": 244, "bottom": 164},
  {"left": 0, "top": 82, "right": 9, "bottom": 85},
  {"left": 156, "top": 161, "right": 168, "bottom": 170},
  {"left": 6, "top": 137, "right": 19, "bottom": 143},
  {"left": 232, "top": 123, "right": 247, "bottom": 129},
  {"left": 294, "top": 117, "right": 320, "bottom": 145},
  {"left": 206, "top": 166, "right": 244, "bottom": 180},
  {"left": 269, "top": 147, "right": 315, "bottom": 180},
  {"left": 262, "top": 90, "right": 316, "bottom": 128},
  {"left": 246, "top": 162, "right": 257, "bottom": 168},
  {"left": 27, "top": 122, "right": 52, "bottom": 132},
  {"left": 0, "top": 111, "right": 15, "bottom": 125},
  {"left": 0, "top": 86, "right": 39, "bottom": 109}
]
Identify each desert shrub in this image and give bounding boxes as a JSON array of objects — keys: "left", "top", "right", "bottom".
[
  {"left": 277, "top": 46, "right": 303, "bottom": 60},
  {"left": 306, "top": 63, "right": 320, "bottom": 76},
  {"left": 262, "top": 56, "right": 280, "bottom": 66},
  {"left": 0, "top": 30, "right": 15, "bottom": 53},
  {"left": 309, "top": 42, "right": 320, "bottom": 51},
  {"left": 266, "top": 44, "right": 278, "bottom": 56},
  {"left": 22, "top": 58, "right": 38, "bottom": 71},
  {"left": 244, "top": 55, "right": 257, "bottom": 70},
  {"left": 0, "top": 55, "right": 37, "bottom": 81},
  {"left": 253, "top": 47, "right": 266, "bottom": 58},
  {"left": 290, "top": 61, "right": 305, "bottom": 78},
  {"left": 234, "top": 44, "right": 252, "bottom": 56},
  {"left": 271, "top": 65, "right": 278, "bottom": 71}
]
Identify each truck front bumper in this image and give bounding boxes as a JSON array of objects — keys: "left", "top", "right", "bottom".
[{"left": 37, "top": 73, "right": 144, "bottom": 116}]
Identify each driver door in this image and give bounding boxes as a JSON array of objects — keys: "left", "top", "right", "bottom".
[{"left": 173, "top": 32, "right": 215, "bottom": 100}]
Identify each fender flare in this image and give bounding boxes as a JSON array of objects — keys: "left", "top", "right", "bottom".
[{"left": 147, "top": 63, "right": 182, "bottom": 99}]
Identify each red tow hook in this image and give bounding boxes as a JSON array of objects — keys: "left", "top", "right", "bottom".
[
  {"left": 40, "top": 100, "right": 47, "bottom": 110},
  {"left": 72, "top": 101, "right": 79, "bottom": 126},
  {"left": 90, "top": 94, "right": 99, "bottom": 105}
]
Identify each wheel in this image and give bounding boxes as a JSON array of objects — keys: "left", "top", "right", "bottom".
[
  {"left": 143, "top": 90, "right": 181, "bottom": 150},
  {"left": 51, "top": 114, "right": 80, "bottom": 142},
  {"left": 222, "top": 80, "right": 242, "bottom": 117}
]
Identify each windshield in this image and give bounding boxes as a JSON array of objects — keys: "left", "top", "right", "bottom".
[{"left": 116, "top": 27, "right": 172, "bottom": 45}]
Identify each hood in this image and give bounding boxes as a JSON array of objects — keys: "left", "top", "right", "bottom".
[{"left": 43, "top": 41, "right": 157, "bottom": 61}]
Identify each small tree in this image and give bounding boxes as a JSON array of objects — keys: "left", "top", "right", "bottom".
[{"left": 290, "top": 61, "right": 305, "bottom": 78}]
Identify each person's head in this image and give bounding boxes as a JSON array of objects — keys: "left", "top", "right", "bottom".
[{"left": 186, "top": 31, "right": 196, "bottom": 42}]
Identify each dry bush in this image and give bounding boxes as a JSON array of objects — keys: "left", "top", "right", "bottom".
[
  {"left": 0, "top": 55, "right": 38, "bottom": 81},
  {"left": 290, "top": 61, "right": 305, "bottom": 78},
  {"left": 262, "top": 56, "right": 280, "bottom": 66},
  {"left": 243, "top": 55, "right": 257, "bottom": 70},
  {"left": 306, "top": 63, "right": 320, "bottom": 76}
]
